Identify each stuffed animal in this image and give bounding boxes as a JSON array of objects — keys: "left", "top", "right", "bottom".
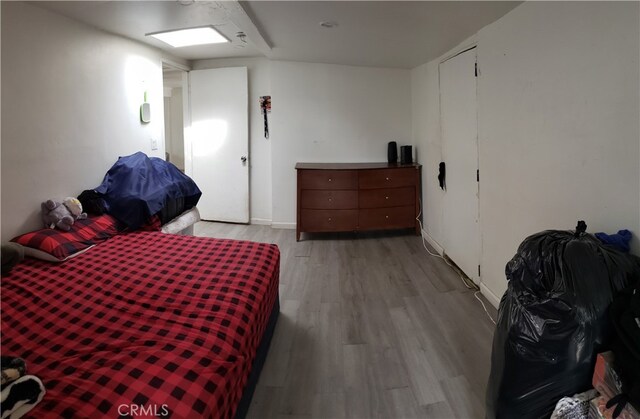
[
  {"left": 0, "top": 356, "right": 46, "bottom": 419},
  {"left": 41, "top": 198, "right": 87, "bottom": 231},
  {"left": 62, "top": 197, "right": 87, "bottom": 221},
  {"left": 1, "top": 356, "right": 26, "bottom": 387}
]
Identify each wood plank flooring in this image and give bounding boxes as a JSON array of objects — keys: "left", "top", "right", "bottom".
[{"left": 193, "top": 222, "right": 498, "bottom": 419}]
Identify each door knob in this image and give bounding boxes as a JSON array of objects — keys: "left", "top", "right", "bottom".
[{"left": 241, "top": 156, "right": 247, "bottom": 163}]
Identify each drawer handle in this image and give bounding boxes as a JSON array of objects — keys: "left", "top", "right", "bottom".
[
  {"left": 385, "top": 196, "right": 389, "bottom": 200},
  {"left": 385, "top": 215, "right": 389, "bottom": 219},
  {"left": 385, "top": 177, "right": 390, "bottom": 181},
  {"left": 328, "top": 198, "right": 333, "bottom": 202},
  {"left": 328, "top": 178, "right": 332, "bottom": 182},
  {"left": 328, "top": 217, "right": 332, "bottom": 222}
]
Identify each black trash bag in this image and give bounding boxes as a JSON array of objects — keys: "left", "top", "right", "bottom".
[{"left": 486, "top": 222, "right": 640, "bottom": 419}]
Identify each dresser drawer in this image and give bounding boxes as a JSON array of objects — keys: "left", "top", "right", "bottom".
[
  {"left": 358, "top": 206, "right": 415, "bottom": 230},
  {"left": 359, "top": 168, "right": 416, "bottom": 189},
  {"left": 301, "top": 190, "right": 358, "bottom": 209},
  {"left": 299, "top": 170, "right": 358, "bottom": 190},
  {"left": 301, "top": 209, "right": 358, "bottom": 232},
  {"left": 359, "top": 187, "right": 415, "bottom": 209}
]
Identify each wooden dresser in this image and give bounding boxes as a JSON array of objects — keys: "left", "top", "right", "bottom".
[{"left": 295, "top": 163, "right": 422, "bottom": 241}]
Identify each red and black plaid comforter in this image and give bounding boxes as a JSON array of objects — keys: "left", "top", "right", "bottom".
[{"left": 1, "top": 232, "right": 280, "bottom": 419}]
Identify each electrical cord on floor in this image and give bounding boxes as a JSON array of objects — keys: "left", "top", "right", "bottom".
[
  {"left": 416, "top": 199, "right": 497, "bottom": 325},
  {"left": 415, "top": 200, "right": 476, "bottom": 290},
  {"left": 474, "top": 291, "right": 497, "bottom": 325}
]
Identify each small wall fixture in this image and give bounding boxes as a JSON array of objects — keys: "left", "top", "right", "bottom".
[{"left": 140, "top": 91, "right": 151, "bottom": 123}]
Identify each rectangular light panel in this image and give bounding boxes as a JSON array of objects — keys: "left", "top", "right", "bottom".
[{"left": 148, "top": 26, "right": 228, "bottom": 48}]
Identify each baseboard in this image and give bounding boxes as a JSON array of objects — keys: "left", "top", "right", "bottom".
[
  {"left": 250, "top": 218, "right": 272, "bottom": 226},
  {"left": 421, "top": 229, "right": 444, "bottom": 256},
  {"left": 271, "top": 222, "right": 296, "bottom": 230},
  {"left": 480, "top": 283, "right": 501, "bottom": 309}
]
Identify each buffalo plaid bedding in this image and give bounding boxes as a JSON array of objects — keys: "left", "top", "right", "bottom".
[
  {"left": 1, "top": 232, "right": 280, "bottom": 419},
  {"left": 11, "top": 214, "right": 122, "bottom": 260}
]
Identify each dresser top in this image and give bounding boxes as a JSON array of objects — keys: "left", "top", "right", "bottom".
[{"left": 295, "top": 162, "right": 421, "bottom": 170}]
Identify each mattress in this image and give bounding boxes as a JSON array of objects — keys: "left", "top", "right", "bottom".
[
  {"left": 161, "top": 207, "right": 201, "bottom": 235},
  {"left": 1, "top": 232, "right": 280, "bottom": 419}
]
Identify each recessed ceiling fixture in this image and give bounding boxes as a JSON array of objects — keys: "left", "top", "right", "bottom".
[
  {"left": 319, "top": 21, "right": 338, "bottom": 28},
  {"left": 147, "top": 26, "right": 228, "bottom": 48}
]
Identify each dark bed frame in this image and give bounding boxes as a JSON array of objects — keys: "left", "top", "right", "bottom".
[{"left": 233, "top": 296, "right": 280, "bottom": 419}]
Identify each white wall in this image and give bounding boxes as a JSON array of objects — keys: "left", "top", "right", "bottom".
[
  {"left": 477, "top": 1, "right": 640, "bottom": 303},
  {"left": 412, "top": 60, "right": 443, "bottom": 253},
  {"left": 412, "top": 1, "right": 640, "bottom": 306},
  {"left": 192, "top": 58, "right": 272, "bottom": 224},
  {"left": 1, "top": 2, "right": 185, "bottom": 241},
  {"left": 270, "top": 61, "right": 412, "bottom": 227}
]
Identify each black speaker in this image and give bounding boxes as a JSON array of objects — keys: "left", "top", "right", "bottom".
[
  {"left": 387, "top": 141, "right": 398, "bottom": 163},
  {"left": 400, "top": 145, "right": 413, "bottom": 164}
]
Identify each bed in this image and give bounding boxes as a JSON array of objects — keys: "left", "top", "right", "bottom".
[{"left": 1, "top": 228, "right": 280, "bottom": 418}]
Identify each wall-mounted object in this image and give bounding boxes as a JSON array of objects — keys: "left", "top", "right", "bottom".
[
  {"left": 438, "top": 161, "right": 446, "bottom": 190},
  {"left": 259, "top": 96, "right": 271, "bottom": 139},
  {"left": 140, "top": 91, "right": 151, "bottom": 123}
]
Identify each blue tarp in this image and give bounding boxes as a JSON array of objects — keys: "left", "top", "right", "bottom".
[{"left": 95, "top": 152, "right": 201, "bottom": 230}]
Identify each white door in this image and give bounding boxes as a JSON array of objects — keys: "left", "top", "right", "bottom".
[
  {"left": 440, "top": 48, "right": 480, "bottom": 283},
  {"left": 188, "top": 67, "right": 249, "bottom": 223}
]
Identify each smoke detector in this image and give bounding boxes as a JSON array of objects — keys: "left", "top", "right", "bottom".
[{"left": 319, "top": 21, "right": 338, "bottom": 28}]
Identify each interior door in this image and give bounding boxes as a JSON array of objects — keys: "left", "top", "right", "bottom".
[
  {"left": 188, "top": 67, "right": 249, "bottom": 223},
  {"left": 440, "top": 48, "right": 480, "bottom": 283}
]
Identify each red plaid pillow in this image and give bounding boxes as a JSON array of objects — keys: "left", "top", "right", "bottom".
[
  {"left": 139, "top": 215, "right": 162, "bottom": 232},
  {"left": 11, "top": 215, "right": 121, "bottom": 261}
]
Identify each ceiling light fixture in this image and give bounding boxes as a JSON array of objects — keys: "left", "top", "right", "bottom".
[
  {"left": 319, "top": 21, "right": 338, "bottom": 28},
  {"left": 147, "top": 26, "right": 228, "bottom": 48}
]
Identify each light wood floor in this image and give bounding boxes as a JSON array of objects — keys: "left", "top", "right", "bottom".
[{"left": 194, "top": 222, "right": 498, "bottom": 419}]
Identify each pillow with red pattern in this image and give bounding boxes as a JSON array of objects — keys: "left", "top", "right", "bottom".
[
  {"left": 139, "top": 215, "right": 162, "bottom": 232},
  {"left": 11, "top": 215, "right": 121, "bottom": 262}
]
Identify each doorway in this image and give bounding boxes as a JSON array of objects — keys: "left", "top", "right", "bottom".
[
  {"left": 187, "top": 67, "right": 249, "bottom": 223},
  {"left": 439, "top": 47, "right": 480, "bottom": 284},
  {"left": 162, "top": 64, "right": 186, "bottom": 171}
]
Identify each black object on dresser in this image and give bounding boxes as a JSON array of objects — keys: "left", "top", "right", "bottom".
[{"left": 387, "top": 142, "right": 398, "bottom": 163}]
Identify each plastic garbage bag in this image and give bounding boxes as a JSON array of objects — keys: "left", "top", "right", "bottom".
[{"left": 486, "top": 222, "right": 640, "bottom": 419}]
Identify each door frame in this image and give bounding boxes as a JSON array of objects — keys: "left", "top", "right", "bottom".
[
  {"left": 186, "top": 66, "right": 250, "bottom": 223},
  {"left": 162, "top": 59, "right": 191, "bottom": 171},
  {"left": 161, "top": 61, "right": 189, "bottom": 171}
]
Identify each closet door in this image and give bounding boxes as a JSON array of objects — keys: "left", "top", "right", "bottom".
[
  {"left": 440, "top": 48, "right": 480, "bottom": 283},
  {"left": 188, "top": 67, "right": 249, "bottom": 223}
]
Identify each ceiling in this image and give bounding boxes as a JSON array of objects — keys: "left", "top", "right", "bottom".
[{"left": 33, "top": 1, "right": 521, "bottom": 69}]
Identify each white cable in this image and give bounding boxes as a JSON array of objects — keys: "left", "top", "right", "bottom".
[
  {"left": 416, "top": 198, "right": 501, "bottom": 326},
  {"left": 416, "top": 199, "right": 476, "bottom": 290},
  {"left": 474, "top": 291, "right": 496, "bottom": 325}
]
